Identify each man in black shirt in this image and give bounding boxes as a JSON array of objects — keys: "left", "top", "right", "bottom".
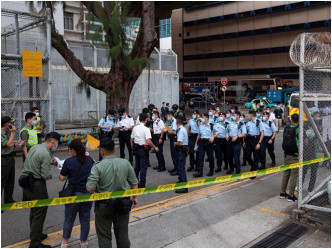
[{"left": 274, "top": 104, "right": 283, "bottom": 132}]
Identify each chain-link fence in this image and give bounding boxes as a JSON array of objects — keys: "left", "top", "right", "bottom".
[
  {"left": 290, "top": 32, "right": 331, "bottom": 212},
  {"left": 1, "top": 2, "right": 53, "bottom": 140}
]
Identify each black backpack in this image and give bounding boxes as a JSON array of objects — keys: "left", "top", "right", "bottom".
[{"left": 282, "top": 125, "right": 298, "bottom": 155}]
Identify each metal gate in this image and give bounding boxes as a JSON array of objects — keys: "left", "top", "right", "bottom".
[
  {"left": 290, "top": 32, "right": 331, "bottom": 212},
  {"left": 1, "top": 2, "right": 53, "bottom": 139}
]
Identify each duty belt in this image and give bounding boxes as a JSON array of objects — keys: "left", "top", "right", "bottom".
[
  {"left": 264, "top": 136, "right": 272, "bottom": 139},
  {"left": 230, "top": 137, "right": 242, "bottom": 143},
  {"left": 1, "top": 153, "right": 14, "bottom": 158},
  {"left": 248, "top": 135, "right": 260, "bottom": 140},
  {"left": 201, "top": 138, "right": 210, "bottom": 142}
]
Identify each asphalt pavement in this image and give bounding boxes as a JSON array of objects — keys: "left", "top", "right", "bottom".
[{"left": 2, "top": 131, "right": 286, "bottom": 247}]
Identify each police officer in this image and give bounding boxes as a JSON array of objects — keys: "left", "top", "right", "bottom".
[
  {"left": 31, "top": 107, "right": 46, "bottom": 144},
  {"left": 167, "top": 111, "right": 178, "bottom": 174},
  {"left": 21, "top": 132, "right": 60, "bottom": 248},
  {"left": 1, "top": 117, "right": 25, "bottom": 204},
  {"left": 245, "top": 110, "right": 264, "bottom": 177},
  {"left": 208, "top": 107, "right": 215, "bottom": 130},
  {"left": 225, "top": 110, "right": 232, "bottom": 123},
  {"left": 86, "top": 137, "right": 138, "bottom": 248},
  {"left": 194, "top": 113, "right": 215, "bottom": 177},
  {"left": 136, "top": 108, "right": 149, "bottom": 125},
  {"left": 131, "top": 113, "right": 159, "bottom": 188},
  {"left": 117, "top": 107, "right": 134, "bottom": 164},
  {"left": 226, "top": 111, "right": 246, "bottom": 174},
  {"left": 151, "top": 111, "right": 166, "bottom": 172},
  {"left": 98, "top": 109, "right": 116, "bottom": 161},
  {"left": 211, "top": 113, "right": 229, "bottom": 172},
  {"left": 177, "top": 103, "right": 187, "bottom": 124},
  {"left": 240, "top": 114, "right": 248, "bottom": 167},
  {"left": 260, "top": 111, "right": 277, "bottom": 169},
  {"left": 256, "top": 108, "right": 263, "bottom": 121},
  {"left": 174, "top": 118, "right": 189, "bottom": 193},
  {"left": 187, "top": 110, "right": 200, "bottom": 172},
  {"left": 20, "top": 112, "right": 38, "bottom": 162}
]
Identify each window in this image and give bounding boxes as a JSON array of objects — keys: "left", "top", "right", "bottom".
[{"left": 64, "top": 12, "right": 74, "bottom": 30}]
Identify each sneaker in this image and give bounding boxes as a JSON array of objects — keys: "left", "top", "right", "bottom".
[
  {"left": 61, "top": 242, "right": 69, "bottom": 248},
  {"left": 279, "top": 192, "right": 288, "bottom": 199},
  {"left": 80, "top": 242, "right": 88, "bottom": 248},
  {"left": 287, "top": 195, "right": 298, "bottom": 202}
]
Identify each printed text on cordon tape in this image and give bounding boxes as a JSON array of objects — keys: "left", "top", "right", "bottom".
[{"left": 1, "top": 157, "right": 330, "bottom": 211}]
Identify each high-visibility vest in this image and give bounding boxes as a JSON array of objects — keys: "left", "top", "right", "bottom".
[
  {"left": 289, "top": 107, "right": 308, "bottom": 121},
  {"left": 20, "top": 126, "right": 38, "bottom": 146}
]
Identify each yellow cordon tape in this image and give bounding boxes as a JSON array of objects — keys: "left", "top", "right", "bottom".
[{"left": 2, "top": 157, "right": 330, "bottom": 211}]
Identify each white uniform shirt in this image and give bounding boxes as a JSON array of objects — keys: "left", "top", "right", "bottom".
[
  {"left": 117, "top": 116, "right": 134, "bottom": 130},
  {"left": 268, "top": 112, "right": 276, "bottom": 123},
  {"left": 131, "top": 123, "right": 152, "bottom": 145},
  {"left": 153, "top": 118, "right": 165, "bottom": 134}
]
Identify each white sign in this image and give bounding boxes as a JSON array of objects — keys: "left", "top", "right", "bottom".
[{"left": 221, "top": 86, "right": 228, "bottom": 92}]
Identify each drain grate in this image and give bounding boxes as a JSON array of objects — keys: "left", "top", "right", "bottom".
[{"left": 250, "top": 223, "right": 308, "bottom": 248}]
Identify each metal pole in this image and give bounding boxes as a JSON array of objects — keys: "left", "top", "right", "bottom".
[
  {"left": 46, "top": 8, "right": 53, "bottom": 132},
  {"left": 148, "top": 61, "right": 151, "bottom": 106},
  {"left": 15, "top": 13, "right": 22, "bottom": 132},
  {"left": 298, "top": 33, "right": 305, "bottom": 209},
  {"left": 224, "top": 91, "right": 226, "bottom": 113}
]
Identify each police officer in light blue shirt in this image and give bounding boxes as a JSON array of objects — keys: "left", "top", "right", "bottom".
[
  {"left": 256, "top": 109, "right": 263, "bottom": 121},
  {"left": 208, "top": 107, "right": 215, "bottom": 128},
  {"left": 211, "top": 113, "right": 229, "bottom": 172},
  {"left": 98, "top": 109, "right": 116, "bottom": 160},
  {"left": 225, "top": 110, "right": 232, "bottom": 123},
  {"left": 245, "top": 110, "right": 264, "bottom": 177},
  {"left": 187, "top": 110, "right": 200, "bottom": 172},
  {"left": 226, "top": 111, "right": 247, "bottom": 174},
  {"left": 168, "top": 111, "right": 178, "bottom": 175},
  {"left": 193, "top": 113, "right": 215, "bottom": 178},
  {"left": 174, "top": 118, "right": 189, "bottom": 193},
  {"left": 260, "top": 111, "right": 277, "bottom": 169}
]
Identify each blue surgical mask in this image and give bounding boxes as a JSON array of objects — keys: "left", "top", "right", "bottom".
[
  {"left": 110, "top": 116, "right": 115, "bottom": 120},
  {"left": 231, "top": 116, "right": 236, "bottom": 121},
  {"left": 266, "top": 110, "right": 270, "bottom": 113},
  {"left": 192, "top": 115, "right": 196, "bottom": 119},
  {"left": 35, "top": 113, "right": 39, "bottom": 117},
  {"left": 51, "top": 144, "right": 58, "bottom": 152},
  {"left": 121, "top": 115, "right": 125, "bottom": 118},
  {"left": 226, "top": 114, "right": 230, "bottom": 118},
  {"left": 209, "top": 112, "right": 213, "bottom": 116},
  {"left": 216, "top": 117, "right": 222, "bottom": 123},
  {"left": 31, "top": 120, "right": 37, "bottom": 126},
  {"left": 277, "top": 106, "right": 281, "bottom": 109},
  {"left": 216, "top": 108, "right": 220, "bottom": 111},
  {"left": 220, "top": 117, "right": 224, "bottom": 122},
  {"left": 152, "top": 116, "right": 156, "bottom": 121},
  {"left": 200, "top": 118, "right": 205, "bottom": 124},
  {"left": 256, "top": 114, "right": 260, "bottom": 118},
  {"left": 167, "top": 117, "right": 171, "bottom": 121},
  {"left": 262, "top": 117, "right": 267, "bottom": 122},
  {"left": 240, "top": 118, "right": 244, "bottom": 122}
]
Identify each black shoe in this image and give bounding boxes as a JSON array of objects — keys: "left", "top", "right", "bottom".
[
  {"left": 168, "top": 167, "right": 176, "bottom": 173},
  {"left": 193, "top": 171, "right": 203, "bottom": 178},
  {"left": 175, "top": 188, "right": 188, "bottom": 194},
  {"left": 271, "top": 161, "right": 276, "bottom": 167},
  {"left": 153, "top": 166, "right": 160, "bottom": 170},
  {"left": 138, "top": 183, "right": 146, "bottom": 188},
  {"left": 187, "top": 166, "right": 194, "bottom": 172},
  {"left": 215, "top": 167, "right": 221, "bottom": 173},
  {"left": 170, "top": 171, "right": 178, "bottom": 176},
  {"left": 29, "top": 244, "right": 51, "bottom": 248},
  {"left": 41, "top": 233, "right": 48, "bottom": 241},
  {"left": 242, "top": 162, "right": 247, "bottom": 166},
  {"left": 226, "top": 170, "right": 233, "bottom": 175},
  {"left": 207, "top": 170, "right": 214, "bottom": 177},
  {"left": 250, "top": 176, "right": 256, "bottom": 180},
  {"left": 258, "top": 166, "right": 265, "bottom": 170},
  {"left": 157, "top": 167, "right": 166, "bottom": 172}
]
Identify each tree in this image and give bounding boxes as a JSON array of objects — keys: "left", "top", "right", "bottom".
[{"left": 43, "top": 2, "right": 157, "bottom": 111}]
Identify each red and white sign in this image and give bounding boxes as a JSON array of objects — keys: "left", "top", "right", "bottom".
[
  {"left": 221, "top": 86, "right": 227, "bottom": 92},
  {"left": 221, "top": 77, "right": 228, "bottom": 85}
]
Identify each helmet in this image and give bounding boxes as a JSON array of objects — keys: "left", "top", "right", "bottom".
[
  {"left": 179, "top": 103, "right": 185, "bottom": 111},
  {"left": 172, "top": 104, "right": 178, "bottom": 111}
]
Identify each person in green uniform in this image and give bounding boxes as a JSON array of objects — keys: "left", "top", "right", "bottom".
[
  {"left": 20, "top": 112, "right": 38, "bottom": 162},
  {"left": 21, "top": 132, "right": 60, "bottom": 248},
  {"left": 86, "top": 137, "right": 138, "bottom": 248},
  {"left": 31, "top": 107, "right": 46, "bottom": 144},
  {"left": 1, "top": 116, "right": 25, "bottom": 204}
]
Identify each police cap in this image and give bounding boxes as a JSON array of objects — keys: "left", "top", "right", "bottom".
[
  {"left": 263, "top": 111, "right": 270, "bottom": 116},
  {"left": 1, "top": 116, "right": 15, "bottom": 126},
  {"left": 108, "top": 109, "right": 116, "bottom": 115},
  {"left": 193, "top": 109, "right": 200, "bottom": 114},
  {"left": 234, "top": 111, "right": 241, "bottom": 116},
  {"left": 98, "top": 137, "right": 115, "bottom": 150},
  {"left": 118, "top": 107, "right": 126, "bottom": 114},
  {"left": 220, "top": 112, "right": 226, "bottom": 117},
  {"left": 202, "top": 113, "right": 209, "bottom": 118}
]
